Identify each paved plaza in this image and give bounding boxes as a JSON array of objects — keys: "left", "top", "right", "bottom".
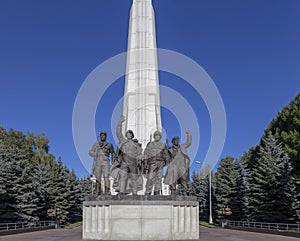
[{"left": 0, "top": 226, "right": 299, "bottom": 241}]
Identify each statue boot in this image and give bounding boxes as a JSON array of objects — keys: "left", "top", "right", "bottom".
[
  {"left": 154, "top": 190, "right": 160, "bottom": 195},
  {"left": 104, "top": 186, "right": 110, "bottom": 195},
  {"left": 96, "top": 182, "right": 102, "bottom": 195}
]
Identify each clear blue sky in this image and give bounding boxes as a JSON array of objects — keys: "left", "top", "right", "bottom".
[{"left": 0, "top": 0, "right": 299, "bottom": 177}]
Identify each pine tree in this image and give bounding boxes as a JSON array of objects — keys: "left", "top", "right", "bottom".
[
  {"left": 48, "top": 157, "right": 72, "bottom": 225},
  {"left": 249, "top": 132, "right": 297, "bottom": 222},
  {"left": 79, "top": 177, "right": 92, "bottom": 197},
  {"left": 265, "top": 92, "right": 300, "bottom": 191},
  {"left": 214, "top": 156, "right": 236, "bottom": 217},
  {"left": 190, "top": 171, "right": 208, "bottom": 220},
  {"left": 31, "top": 163, "right": 53, "bottom": 221},
  {"left": 67, "top": 169, "right": 83, "bottom": 223},
  {"left": 273, "top": 151, "right": 297, "bottom": 222},
  {"left": 229, "top": 154, "right": 251, "bottom": 221},
  {"left": 199, "top": 166, "right": 211, "bottom": 221},
  {"left": 0, "top": 128, "right": 38, "bottom": 222},
  {"left": 0, "top": 127, "right": 86, "bottom": 224},
  {"left": 0, "top": 132, "right": 19, "bottom": 222},
  {"left": 0, "top": 156, "right": 19, "bottom": 222},
  {"left": 14, "top": 157, "right": 39, "bottom": 222}
]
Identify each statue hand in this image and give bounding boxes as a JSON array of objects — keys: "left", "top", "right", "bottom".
[{"left": 186, "top": 130, "right": 191, "bottom": 134}]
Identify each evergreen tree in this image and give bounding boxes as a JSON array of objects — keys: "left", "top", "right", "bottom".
[
  {"left": 0, "top": 128, "right": 37, "bottom": 222},
  {"left": 229, "top": 154, "right": 251, "bottom": 221},
  {"left": 14, "top": 158, "right": 39, "bottom": 222},
  {"left": 249, "top": 132, "right": 297, "bottom": 222},
  {"left": 265, "top": 92, "right": 300, "bottom": 190},
  {"left": 0, "top": 127, "right": 87, "bottom": 224},
  {"left": 0, "top": 132, "right": 19, "bottom": 222},
  {"left": 48, "top": 157, "right": 72, "bottom": 225},
  {"left": 79, "top": 177, "right": 93, "bottom": 197},
  {"left": 214, "top": 156, "right": 236, "bottom": 216},
  {"left": 190, "top": 165, "right": 218, "bottom": 222},
  {"left": 190, "top": 171, "right": 209, "bottom": 220},
  {"left": 274, "top": 150, "right": 297, "bottom": 222},
  {"left": 31, "top": 163, "right": 53, "bottom": 221},
  {"left": 199, "top": 166, "right": 210, "bottom": 221},
  {"left": 67, "top": 169, "right": 83, "bottom": 223}
]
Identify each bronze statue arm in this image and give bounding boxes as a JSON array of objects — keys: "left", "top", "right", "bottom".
[
  {"left": 88, "top": 142, "right": 98, "bottom": 157},
  {"left": 110, "top": 144, "right": 115, "bottom": 163},
  {"left": 116, "top": 115, "right": 126, "bottom": 142},
  {"left": 164, "top": 145, "right": 172, "bottom": 164},
  {"left": 183, "top": 130, "right": 192, "bottom": 148}
]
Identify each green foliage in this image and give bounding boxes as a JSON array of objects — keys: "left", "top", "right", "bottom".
[
  {"left": 190, "top": 165, "right": 217, "bottom": 221},
  {"left": 190, "top": 171, "right": 209, "bottom": 220},
  {"left": 190, "top": 93, "right": 300, "bottom": 223},
  {"left": 199, "top": 221, "right": 218, "bottom": 228},
  {"left": 265, "top": 92, "right": 300, "bottom": 181},
  {"left": 229, "top": 154, "right": 251, "bottom": 221},
  {"left": 249, "top": 133, "right": 296, "bottom": 222},
  {"left": 0, "top": 128, "right": 35, "bottom": 222},
  {"left": 0, "top": 127, "right": 89, "bottom": 224},
  {"left": 214, "top": 156, "right": 236, "bottom": 211},
  {"left": 64, "top": 221, "right": 83, "bottom": 229},
  {"left": 67, "top": 169, "right": 84, "bottom": 223}
]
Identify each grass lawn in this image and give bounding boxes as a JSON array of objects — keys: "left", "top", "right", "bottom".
[
  {"left": 64, "top": 221, "right": 82, "bottom": 229},
  {"left": 200, "top": 221, "right": 219, "bottom": 228}
]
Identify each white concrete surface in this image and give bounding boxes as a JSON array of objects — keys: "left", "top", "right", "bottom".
[
  {"left": 123, "top": 0, "right": 162, "bottom": 149},
  {"left": 83, "top": 201, "right": 199, "bottom": 240}
]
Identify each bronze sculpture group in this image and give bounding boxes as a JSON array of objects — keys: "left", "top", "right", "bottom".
[{"left": 88, "top": 115, "right": 192, "bottom": 196}]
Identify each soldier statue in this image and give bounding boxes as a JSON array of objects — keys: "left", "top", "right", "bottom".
[
  {"left": 116, "top": 115, "right": 142, "bottom": 195},
  {"left": 144, "top": 131, "right": 170, "bottom": 195},
  {"left": 164, "top": 131, "right": 192, "bottom": 195},
  {"left": 89, "top": 131, "right": 115, "bottom": 195}
]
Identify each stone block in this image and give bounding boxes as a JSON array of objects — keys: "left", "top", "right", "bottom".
[{"left": 82, "top": 195, "right": 199, "bottom": 240}]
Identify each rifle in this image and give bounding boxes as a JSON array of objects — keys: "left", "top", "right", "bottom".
[{"left": 166, "top": 129, "right": 169, "bottom": 147}]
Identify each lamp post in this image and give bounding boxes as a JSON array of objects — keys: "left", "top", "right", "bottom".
[
  {"left": 195, "top": 161, "right": 213, "bottom": 224},
  {"left": 209, "top": 169, "right": 213, "bottom": 224}
]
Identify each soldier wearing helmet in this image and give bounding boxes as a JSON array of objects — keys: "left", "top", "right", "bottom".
[
  {"left": 115, "top": 115, "right": 142, "bottom": 195},
  {"left": 144, "top": 130, "right": 170, "bottom": 195}
]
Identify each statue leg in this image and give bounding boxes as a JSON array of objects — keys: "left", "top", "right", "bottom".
[
  {"left": 154, "top": 166, "right": 163, "bottom": 195},
  {"left": 145, "top": 163, "right": 155, "bottom": 195},
  {"left": 182, "top": 183, "right": 187, "bottom": 196},
  {"left": 103, "top": 164, "right": 110, "bottom": 195},
  {"left": 129, "top": 165, "right": 138, "bottom": 195},
  {"left": 170, "top": 185, "right": 176, "bottom": 196},
  {"left": 94, "top": 162, "right": 102, "bottom": 195},
  {"left": 180, "top": 169, "right": 189, "bottom": 196},
  {"left": 120, "top": 164, "right": 129, "bottom": 194}
]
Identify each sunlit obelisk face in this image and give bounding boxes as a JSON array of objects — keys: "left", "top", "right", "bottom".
[{"left": 123, "top": 0, "right": 162, "bottom": 148}]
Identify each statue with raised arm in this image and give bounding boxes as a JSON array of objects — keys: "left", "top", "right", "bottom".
[
  {"left": 115, "top": 115, "right": 142, "bottom": 195},
  {"left": 164, "top": 131, "right": 192, "bottom": 195},
  {"left": 89, "top": 131, "right": 115, "bottom": 195},
  {"left": 144, "top": 131, "right": 170, "bottom": 195}
]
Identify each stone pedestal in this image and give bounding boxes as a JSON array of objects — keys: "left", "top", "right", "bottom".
[{"left": 83, "top": 195, "right": 199, "bottom": 241}]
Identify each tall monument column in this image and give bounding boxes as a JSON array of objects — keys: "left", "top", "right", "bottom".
[
  {"left": 83, "top": 2, "right": 199, "bottom": 240},
  {"left": 123, "top": 0, "right": 162, "bottom": 148}
]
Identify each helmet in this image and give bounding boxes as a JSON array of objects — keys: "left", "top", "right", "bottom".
[
  {"left": 125, "top": 130, "right": 134, "bottom": 138},
  {"left": 99, "top": 130, "right": 107, "bottom": 136},
  {"left": 171, "top": 136, "right": 179, "bottom": 144},
  {"left": 153, "top": 131, "right": 162, "bottom": 137}
]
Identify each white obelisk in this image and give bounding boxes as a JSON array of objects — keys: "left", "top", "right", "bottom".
[{"left": 123, "top": 0, "right": 162, "bottom": 148}]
